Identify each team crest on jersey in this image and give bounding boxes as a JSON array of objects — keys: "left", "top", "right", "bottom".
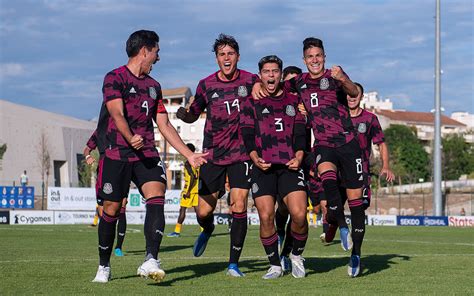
[
  {"left": 149, "top": 87, "right": 157, "bottom": 100},
  {"left": 103, "top": 183, "right": 113, "bottom": 195},
  {"left": 357, "top": 123, "right": 367, "bottom": 133},
  {"left": 252, "top": 183, "right": 259, "bottom": 193},
  {"left": 286, "top": 105, "right": 296, "bottom": 117},
  {"left": 320, "top": 78, "right": 330, "bottom": 90},
  {"left": 237, "top": 85, "right": 248, "bottom": 97}
]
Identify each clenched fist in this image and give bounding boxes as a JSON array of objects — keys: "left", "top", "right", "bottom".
[{"left": 330, "top": 65, "right": 346, "bottom": 82}]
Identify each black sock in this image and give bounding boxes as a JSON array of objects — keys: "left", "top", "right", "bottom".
[
  {"left": 321, "top": 171, "right": 348, "bottom": 228},
  {"left": 260, "top": 232, "right": 280, "bottom": 266},
  {"left": 144, "top": 196, "right": 165, "bottom": 260},
  {"left": 280, "top": 218, "right": 293, "bottom": 257},
  {"left": 115, "top": 207, "right": 126, "bottom": 250},
  {"left": 98, "top": 211, "right": 119, "bottom": 266},
  {"left": 197, "top": 213, "right": 215, "bottom": 234},
  {"left": 349, "top": 198, "right": 365, "bottom": 256},
  {"left": 275, "top": 209, "right": 288, "bottom": 238},
  {"left": 291, "top": 230, "right": 308, "bottom": 256},
  {"left": 229, "top": 211, "right": 247, "bottom": 264}
]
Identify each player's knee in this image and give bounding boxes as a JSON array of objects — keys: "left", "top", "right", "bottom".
[
  {"left": 291, "top": 212, "right": 307, "bottom": 228},
  {"left": 231, "top": 201, "right": 246, "bottom": 213}
]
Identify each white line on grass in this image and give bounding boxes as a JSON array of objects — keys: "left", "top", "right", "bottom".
[{"left": 364, "top": 239, "right": 474, "bottom": 247}]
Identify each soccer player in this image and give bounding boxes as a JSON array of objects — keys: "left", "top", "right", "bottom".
[
  {"left": 176, "top": 34, "right": 258, "bottom": 277},
  {"left": 92, "top": 30, "right": 207, "bottom": 283},
  {"left": 344, "top": 82, "right": 394, "bottom": 277},
  {"left": 168, "top": 143, "right": 200, "bottom": 237},
  {"left": 254, "top": 37, "right": 362, "bottom": 255},
  {"left": 84, "top": 130, "right": 128, "bottom": 257},
  {"left": 241, "top": 55, "right": 308, "bottom": 279}
]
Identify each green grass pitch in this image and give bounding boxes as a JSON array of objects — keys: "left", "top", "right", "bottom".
[{"left": 1, "top": 224, "right": 473, "bottom": 295}]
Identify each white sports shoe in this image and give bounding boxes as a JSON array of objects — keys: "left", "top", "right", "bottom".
[
  {"left": 262, "top": 265, "right": 283, "bottom": 280},
  {"left": 137, "top": 258, "right": 166, "bottom": 282},
  {"left": 92, "top": 265, "right": 111, "bottom": 283},
  {"left": 289, "top": 253, "right": 306, "bottom": 278}
]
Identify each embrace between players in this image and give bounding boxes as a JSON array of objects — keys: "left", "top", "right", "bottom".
[{"left": 90, "top": 30, "right": 395, "bottom": 283}]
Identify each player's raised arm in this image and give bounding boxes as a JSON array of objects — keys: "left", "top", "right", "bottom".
[{"left": 330, "top": 65, "right": 359, "bottom": 98}]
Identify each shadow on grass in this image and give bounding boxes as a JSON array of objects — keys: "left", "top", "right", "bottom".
[
  {"left": 305, "top": 253, "right": 410, "bottom": 277},
  {"left": 148, "top": 259, "right": 268, "bottom": 286},
  {"left": 124, "top": 244, "right": 193, "bottom": 256}
]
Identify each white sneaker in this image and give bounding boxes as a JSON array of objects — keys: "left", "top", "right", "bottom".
[
  {"left": 92, "top": 265, "right": 111, "bottom": 283},
  {"left": 319, "top": 233, "right": 326, "bottom": 244},
  {"left": 289, "top": 253, "right": 306, "bottom": 278},
  {"left": 137, "top": 258, "right": 166, "bottom": 282},
  {"left": 262, "top": 265, "right": 283, "bottom": 279}
]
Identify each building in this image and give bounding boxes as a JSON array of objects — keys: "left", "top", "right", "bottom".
[
  {"left": 373, "top": 109, "right": 469, "bottom": 149},
  {"left": 0, "top": 100, "right": 96, "bottom": 194},
  {"left": 155, "top": 87, "right": 206, "bottom": 189},
  {"left": 361, "top": 91, "right": 393, "bottom": 111}
]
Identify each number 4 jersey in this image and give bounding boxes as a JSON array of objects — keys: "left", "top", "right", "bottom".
[
  {"left": 99, "top": 65, "right": 167, "bottom": 162},
  {"left": 188, "top": 70, "right": 258, "bottom": 165}
]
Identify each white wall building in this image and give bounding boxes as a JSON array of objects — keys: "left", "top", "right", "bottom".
[
  {"left": 361, "top": 91, "right": 393, "bottom": 111},
  {"left": 0, "top": 100, "right": 96, "bottom": 194}
]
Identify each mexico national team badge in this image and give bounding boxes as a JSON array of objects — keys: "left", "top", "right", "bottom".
[
  {"left": 320, "top": 78, "right": 329, "bottom": 90},
  {"left": 149, "top": 87, "right": 157, "bottom": 100},
  {"left": 237, "top": 85, "right": 248, "bottom": 97},
  {"left": 103, "top": 183, "right": 113, "bottom": 195},
  {"left": 358, "top": 123, "right": 367, "bottom": 133},
  {"left": 286, "top": 105, "right": 296, "bottom": 116}
]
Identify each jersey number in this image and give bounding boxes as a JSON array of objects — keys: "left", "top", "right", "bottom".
[
  {"left": 310, "top": 93, "right": 319, "bottom": 107},
  {"left": 356, "top": 158, "right": 363, "bottom": 174},
  {"left": 224, "top": 99, "right": 240, "bottom": 115},
  {"left": 275, "top": 118, "right": 283, "bottom": 132},
  {"left": 141, "top": 101, "right": 149, "bottom": 116}
]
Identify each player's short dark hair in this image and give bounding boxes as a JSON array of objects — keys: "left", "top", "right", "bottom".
[
  {"left": 126, "top": 30, "right": 159, "bottom": 58},
  {"left": 213, "top": 33, "right": 239, "bottom": 55},
  {"left": 186, "top": 143, "right": 196, "bottom": 152},
  {"left": 283, "top": 66, "right": 302, "bottom": 79},
  {"left": 303, "top": 37, "right": 324, "bottom": 53},
  {"left": 354, "top": 82, "right": 364, "bottom": 97},
  {"left": 258, "top": 55, "right": 283, "bottom": 71}
]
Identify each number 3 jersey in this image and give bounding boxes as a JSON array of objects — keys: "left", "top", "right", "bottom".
[
  {"left": 188, "top": 70, "right": 258, "bottom": 165},
  {"left": 286, "top": 69, "right": 356, "bottom": 148},
  {"left": 99, "top": 65, "right": 167, "bottom": 162},
  {"left": 239, "top": 90, "right": 307, "bottom": 165}
]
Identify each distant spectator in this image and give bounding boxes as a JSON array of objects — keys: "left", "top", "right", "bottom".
[
  {"left": 20, "top": 170, "right": 28, "bottom": 187},
  {"left": 460, "top": 208, "right": 466, "bottom": 216}
]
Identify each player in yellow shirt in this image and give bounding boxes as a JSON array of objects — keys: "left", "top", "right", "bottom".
[{"left": 168, "top": 144, "right": 200, "bottom": 237}]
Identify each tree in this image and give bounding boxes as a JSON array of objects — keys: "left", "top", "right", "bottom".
[
  {"left": 37, "top": 131, "right": 51, "bottom": 209},
  {"left": 78, "top": 149, "right": 99, "bottom": 187},
  {"left": 0, "top": 144, "right": 6, "bottom": 171},
  {"left": 384, "top": 124, "right": 430, "bottom": 184},
  {"left": 442, "top": 134, "right": 474, "bottom": 180}
]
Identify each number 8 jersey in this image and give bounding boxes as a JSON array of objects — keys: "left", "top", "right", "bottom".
[
  {"left": 100, "top": 65, "right": 167, "bottom": 162},
  {"left": 188, "top": 70, "right": 258, "bottom": 165}
]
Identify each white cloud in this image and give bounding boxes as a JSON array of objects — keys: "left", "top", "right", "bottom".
[
  {"left": 0, "top": 63, "right": 26, "bottom": 79},
  {"left": 409, "top": 35, "right": 426, "bottom": 44}
]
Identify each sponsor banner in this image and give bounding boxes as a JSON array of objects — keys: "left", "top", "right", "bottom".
[
  {"left": 0, "top": 211, "right": 9, "bottom": 224},
  {"left": 0, "top": 186, "right": 34, "bottom": 209},
  {"left": 397, "top": 216, "right": 449, "bottom": 226},
  {"left": 47, "top": 187, "right": 181, "bottom": 212},
  {"left": 448, "top": 216, "right": 474, "bottom": 227},
  {"left": 126, "top": 212, "right": 199, "bottom": 225},
  {"left": 367, "top": 215, "right": 397, "bottom": 226},
  {"left": 10, "top": 210, "right": 54, "bottom": 225},
  {"left": 397, "top": 216, "right": 424, "bottom": 226},
  {"left": 422, "top": 216, "right": 448, "bottom": 226},
  {"left": 54, "top": 211, "right": 96, "bottom": 224}
]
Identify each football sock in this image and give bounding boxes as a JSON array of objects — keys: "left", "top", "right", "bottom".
[
  {"left": 260, "top": 232, "right": 280, "bottom": 266},
  {"left": 291, "top": 230, "right": 308, "bottom": 256},
  {"left": 98, "top": 211, "right": 119, "bottom": 266},
  {"left": 275, "top": 209, "right": 289, "bottom": 238},
  {"left": 321, "top": 170, "right": 348, "bottom": 228},
  {"left": 349, "top": 198, "right": 365, "bottom": 256},
  {"left": 174, "top": 223, "right": 182, "bottom": 234},
  {"left": 144, "top": 196, "right": 165, "bottom": 260},
  {"left": 197, "top": 213, "right": 215, "bottom": 234},
  {"left": 229, "top": 211, "right": 247, "bottom": 264},
  {"left": 115, "top": 207, "right": 126, "bottom": 250},
  {"left": 280, "top": 218, "right": 293, "bottom": 257}
]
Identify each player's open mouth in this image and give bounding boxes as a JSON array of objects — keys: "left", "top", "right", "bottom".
[{"left": 223, "top": 62, "right": 231, "bottom": 70}]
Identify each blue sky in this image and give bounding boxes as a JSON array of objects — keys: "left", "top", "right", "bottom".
[{"left": 0, "top": 0, "right": 472, "bottom": 120}]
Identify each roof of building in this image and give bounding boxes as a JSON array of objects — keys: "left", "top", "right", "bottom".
[
  {"left": 374, "top": 109, "right": 466, "bottom": 127},
  {"left": 162, "top": 87, "right": 191, "bottom": 98}
]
